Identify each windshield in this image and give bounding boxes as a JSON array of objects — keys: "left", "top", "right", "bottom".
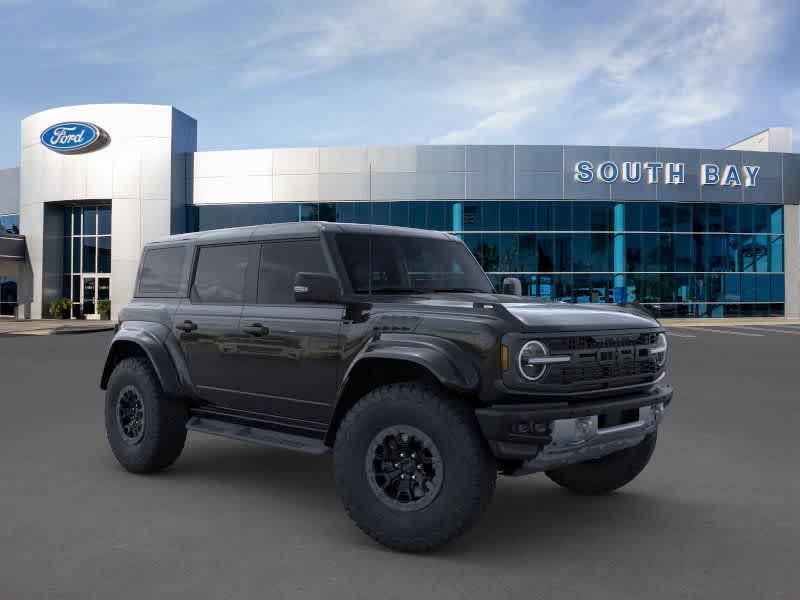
[{"left": 335, "top": 233, "right": 494, "bottom": 294}]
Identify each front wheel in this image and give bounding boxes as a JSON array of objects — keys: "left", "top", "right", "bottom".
[
  {"left": 333, "top": 382, "right": 496, "bottom": 552},
  {"left": 545, "top": 432, "right": 657, "bottom": 495}
]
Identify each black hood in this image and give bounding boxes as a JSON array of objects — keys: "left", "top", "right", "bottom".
[{"left": 366, "top": 292, "right": 660, "bottom": 333}]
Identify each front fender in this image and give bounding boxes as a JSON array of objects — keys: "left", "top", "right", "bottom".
[
  {"left": 100, "top": 321, "right": 190, "bottom": 397},
  {"left": 341, "top": 333, "right": 480, "bottom": 396}
]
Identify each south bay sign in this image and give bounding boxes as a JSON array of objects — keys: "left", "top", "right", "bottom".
[{"left": 574, "top": 160, "right": 760, "bottom": 187}]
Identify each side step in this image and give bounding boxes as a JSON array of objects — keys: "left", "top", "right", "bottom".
[{"left": 186, "top": 416, "right": 330, "bottom": 455}]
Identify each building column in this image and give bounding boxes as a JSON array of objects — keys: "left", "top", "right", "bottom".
[
  {"left": 784, "top": 204, "right": 799, "bottom": 319},
  {"left": 452, "top": 202, "right": 463, "bottom": 239},
  {"left": 613, "top": 202, "right": 626, "bottom": 302}
]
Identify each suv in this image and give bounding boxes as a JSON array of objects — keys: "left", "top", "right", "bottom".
[{"left": 101, "top": 222, "right": 672, "bottom": 552}]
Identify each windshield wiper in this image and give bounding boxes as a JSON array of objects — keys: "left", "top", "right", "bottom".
[{"left": 430, "top": 287, "right": 487, "bottom": 293}]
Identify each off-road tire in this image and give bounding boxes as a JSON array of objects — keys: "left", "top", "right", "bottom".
[
  {"left": 333, "top": 382, "right": 496, "bottom": 552},
  {"left": 545, "top": 432, "right": 657, "bottom": 495},
  {"left": 105, "top": 357, "right": 188, "bottom": 474}
]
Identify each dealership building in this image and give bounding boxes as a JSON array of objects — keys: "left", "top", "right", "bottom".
[{"left": 0, "top": 103, "right": 798, "bottom": 321}]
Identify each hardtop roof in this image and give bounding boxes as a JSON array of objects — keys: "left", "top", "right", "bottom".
[{"left": 145, "top": 221, "right": 457, "bottom": 247}]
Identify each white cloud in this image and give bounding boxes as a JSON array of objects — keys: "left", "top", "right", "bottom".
[
  {"left": 430, "top": 106, "right": 536, "bottom": 143},
  {"left": 429, "top": 0, "right": 778, "bottom": 144},
  {"left": 237, "top": 0, "right": 520, "bottom": 87}
]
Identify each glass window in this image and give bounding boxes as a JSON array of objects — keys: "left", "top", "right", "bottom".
[
  {"left": 257, "top": 239, "right": 328, "bottom": 304},
  {"left": 519, "top": 234, "right": 536, "bottom": 271},
  {"left": 537, "top": 234, "right": 554, "bottom": 272},
  {"left": 554, "top": 234, "right": 572, "bottom": 272},
  {"left": 625, "top": 203, "right": 642, "bottom": 231},
  {"left": 137, "top": 246, "right": 188, "bottom": 296},
  {"left": 692, "top": 204, "right": 707, "bottom": 232},
  {"left": 769, "top": 206, "right": 783, "bottom": 234},
  {"left": 98, "top": 206, "right": 111, "bottom": 235},
  {"left": 409, "top": 202, "right": 426, "bottom": 229},
  {"left": 481, "top": 234, "right": 500, "bottom": 271},
  {"left": 769, "top": 235, "right": 783, "bottom": 272},
  {"left": 482, "top": 202, "right": 500, "bottom": 231},
  {"left": 428, "top": 202, "right": 449, "bottom": 230},
  {"left": 97, "top": 237, "right": 111, "bottom": 273},
  {"left": 500, "top": 202, "right": 518, "bottom": 230},
  {"left": 642, "top": 203, "right": 659, "bottom": 231},
  {"left": 626, "top": 233, "right": 642, "bottom": 272},
  {"left": 299, "top": 203, "right": 318, "bottom": 221},
  {"left": 499, "top": 234, "right": 519, "bottom": 272},
  {"left": 372, "top": 203, "right": 390, "bottom": 226},
  {"left": 553, "top": 202, "right": 571, "bottom": 231},
  {"left": 536, "top": 202, "right": 553, "bottom": 230},
  {"left": 573, "top": 202, "right": 590, "bottom": 231},
  {"left": 518, "top": 202, "right": 536, "bottom": 230},
  {"left": 82, "top": 208, "right": 97, "bottom": 236},
  {"left": 752, "top": 205, "right": 770, "bottom": 234},
  {"left": 0, "top": 214, "right": 20, "bottom": 234},
  {"left": 723, "top": 204, "right": 738, "bottom": 232},
  {"left": 192, "top": 244, "right": 252, "bottom": 304},
  {"left": 390, "top": 202, "right": 409, "bottom": 227},
  {"left": 98, "top": 277, "right": 110, "bottom": 301},
  {"left": 707, "top": 204, "right": 722, "bottom": 233},
  {"left": 462, "top": 202, "right": 480, "bottom": 230},
  {"left": 82, "top": 237, "right": 96, "bottom": 272},
  {"left": 675, "top": 204, "right": 692, "bottom": 232}
]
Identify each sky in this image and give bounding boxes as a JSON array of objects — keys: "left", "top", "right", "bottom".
[{"left": 0, "top": 0, "right": 798, "bottom": 167}]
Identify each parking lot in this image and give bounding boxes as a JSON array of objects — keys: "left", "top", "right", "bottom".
[{"left": 1, "top": 325, "right": 798, "bottom": 600}]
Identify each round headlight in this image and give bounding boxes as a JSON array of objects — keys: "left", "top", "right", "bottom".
[
  {"left": 653, "top": 332, "right": 668, "bottom": 367},
  {"left": 518, "top": 340, "right": 550, "bottom": 382}
]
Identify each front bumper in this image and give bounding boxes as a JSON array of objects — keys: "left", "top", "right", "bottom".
[{"left": 475, "top": 383, "right": 672, "bottom": 475}]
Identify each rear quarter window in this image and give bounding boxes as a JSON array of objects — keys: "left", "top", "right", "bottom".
[{"left": 136, "top": 246, "right": 189, "bottom": 296}]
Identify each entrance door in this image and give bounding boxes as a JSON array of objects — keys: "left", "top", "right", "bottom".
[
  {"left": 81, "top": 276, "right": 96, "bottom": 316},
  {"left": 78, "top": 275, "right": 110, "bottom": 317}
]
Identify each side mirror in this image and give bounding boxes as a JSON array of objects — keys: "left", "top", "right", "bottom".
[
  {"left": 502, "top": 277, "right": 522, "bottom": 296},
  {"left": 294, "top": 272, "right": 342, "bottom": 303}
]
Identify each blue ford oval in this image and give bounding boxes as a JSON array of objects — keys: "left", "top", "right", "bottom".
[{"left": 40, "top": 122, "right": 108, "bottom": 154}]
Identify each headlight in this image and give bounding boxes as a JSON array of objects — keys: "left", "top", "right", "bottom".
[
  {"left": 518, "top": 340, "right": 570, "bottom": 382},
  {"left": 649, "top": 332, "right": 668, "bottom": 368}
]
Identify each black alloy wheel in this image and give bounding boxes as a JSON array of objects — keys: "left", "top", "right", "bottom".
[
  {"left": 116, "top": 385, "right": 145, "bottom": 444},
  {"left": 366, "top": 425, "right": 444, "bottom": 511}
]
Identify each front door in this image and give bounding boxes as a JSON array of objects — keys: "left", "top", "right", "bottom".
[{"left": 233, "top": 239, "right": 343, "bottom": 429}]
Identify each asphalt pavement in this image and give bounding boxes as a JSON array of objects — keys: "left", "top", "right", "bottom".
[{"left": 1, "top": 326, "right": 798, "bottom": 599}]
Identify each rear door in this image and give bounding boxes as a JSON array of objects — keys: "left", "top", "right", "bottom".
[
  {"left": 172, "top": 242, "right": 259, "bottom": 406},
  {"left": 233, "top": 237, "right": 344, "bottom": 428}
]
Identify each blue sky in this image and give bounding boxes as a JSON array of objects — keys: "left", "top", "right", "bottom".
[{"left": 0, "top": 0, "right": 798, "bottom": 167}]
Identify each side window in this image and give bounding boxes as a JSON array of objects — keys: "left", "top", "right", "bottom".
[
  {"left": 257, "top": 239, "right": 329, "bottom": 304},
  {"left": 137, "top": 246, "right": 188, "bottom": 296},
  {"left": 191, "top": 244, "right": 252, "bottom": 304}
]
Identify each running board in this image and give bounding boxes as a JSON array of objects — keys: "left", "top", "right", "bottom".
[{"left": 186, "top": 416, "right": 329, "bottom": 455}]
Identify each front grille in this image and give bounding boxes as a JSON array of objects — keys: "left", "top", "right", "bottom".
[{"left": 543, "top": 333, "right": 661, "bottom": 387}]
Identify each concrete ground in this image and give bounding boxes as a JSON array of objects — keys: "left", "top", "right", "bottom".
[
  {"left": 1, "top": 326, "right": 798, "bottom": 599},
  {"left": 0, "top": 318, "right": 116, "bottom": 335}
]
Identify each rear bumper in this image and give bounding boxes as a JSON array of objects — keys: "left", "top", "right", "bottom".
[{"left": 475, "top": 383, "right": 672, "bottom": 474}]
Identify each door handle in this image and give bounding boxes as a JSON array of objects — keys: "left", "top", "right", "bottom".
[
  {"left": 175, "top": 320, "right": 198, "bottom": 333},
  {"left": 242, "top": 323, "right": 269, "bottom": 336}
]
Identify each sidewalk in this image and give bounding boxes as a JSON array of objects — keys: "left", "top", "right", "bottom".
[{"left": 0, "top": 319, "right": 117, "bottom": 336}]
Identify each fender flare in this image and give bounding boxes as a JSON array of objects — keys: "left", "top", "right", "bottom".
[
  {"left": 100, "top": 321, "right": 191, "bottom": 397},
  {"left": 326, "top": 333, "right": 480, "bottom": 444}
]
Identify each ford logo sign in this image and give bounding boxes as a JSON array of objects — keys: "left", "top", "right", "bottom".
[{"left": 40, "top": 122, "right": 110, "bottom": 154}]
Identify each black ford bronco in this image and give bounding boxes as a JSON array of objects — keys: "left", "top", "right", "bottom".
[{"left": 101, "top": 222, "right": 672, "bottom": 552}]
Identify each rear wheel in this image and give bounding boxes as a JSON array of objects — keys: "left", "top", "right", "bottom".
[
  {"left": 105, "top": 357, "right": 188, "bottom": 474},
  {"left": 545, "top": 432, "right": 657, "bottom": 495},
  {"left": 333, "top": 382, "right": 496, "bottom": 552}
]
